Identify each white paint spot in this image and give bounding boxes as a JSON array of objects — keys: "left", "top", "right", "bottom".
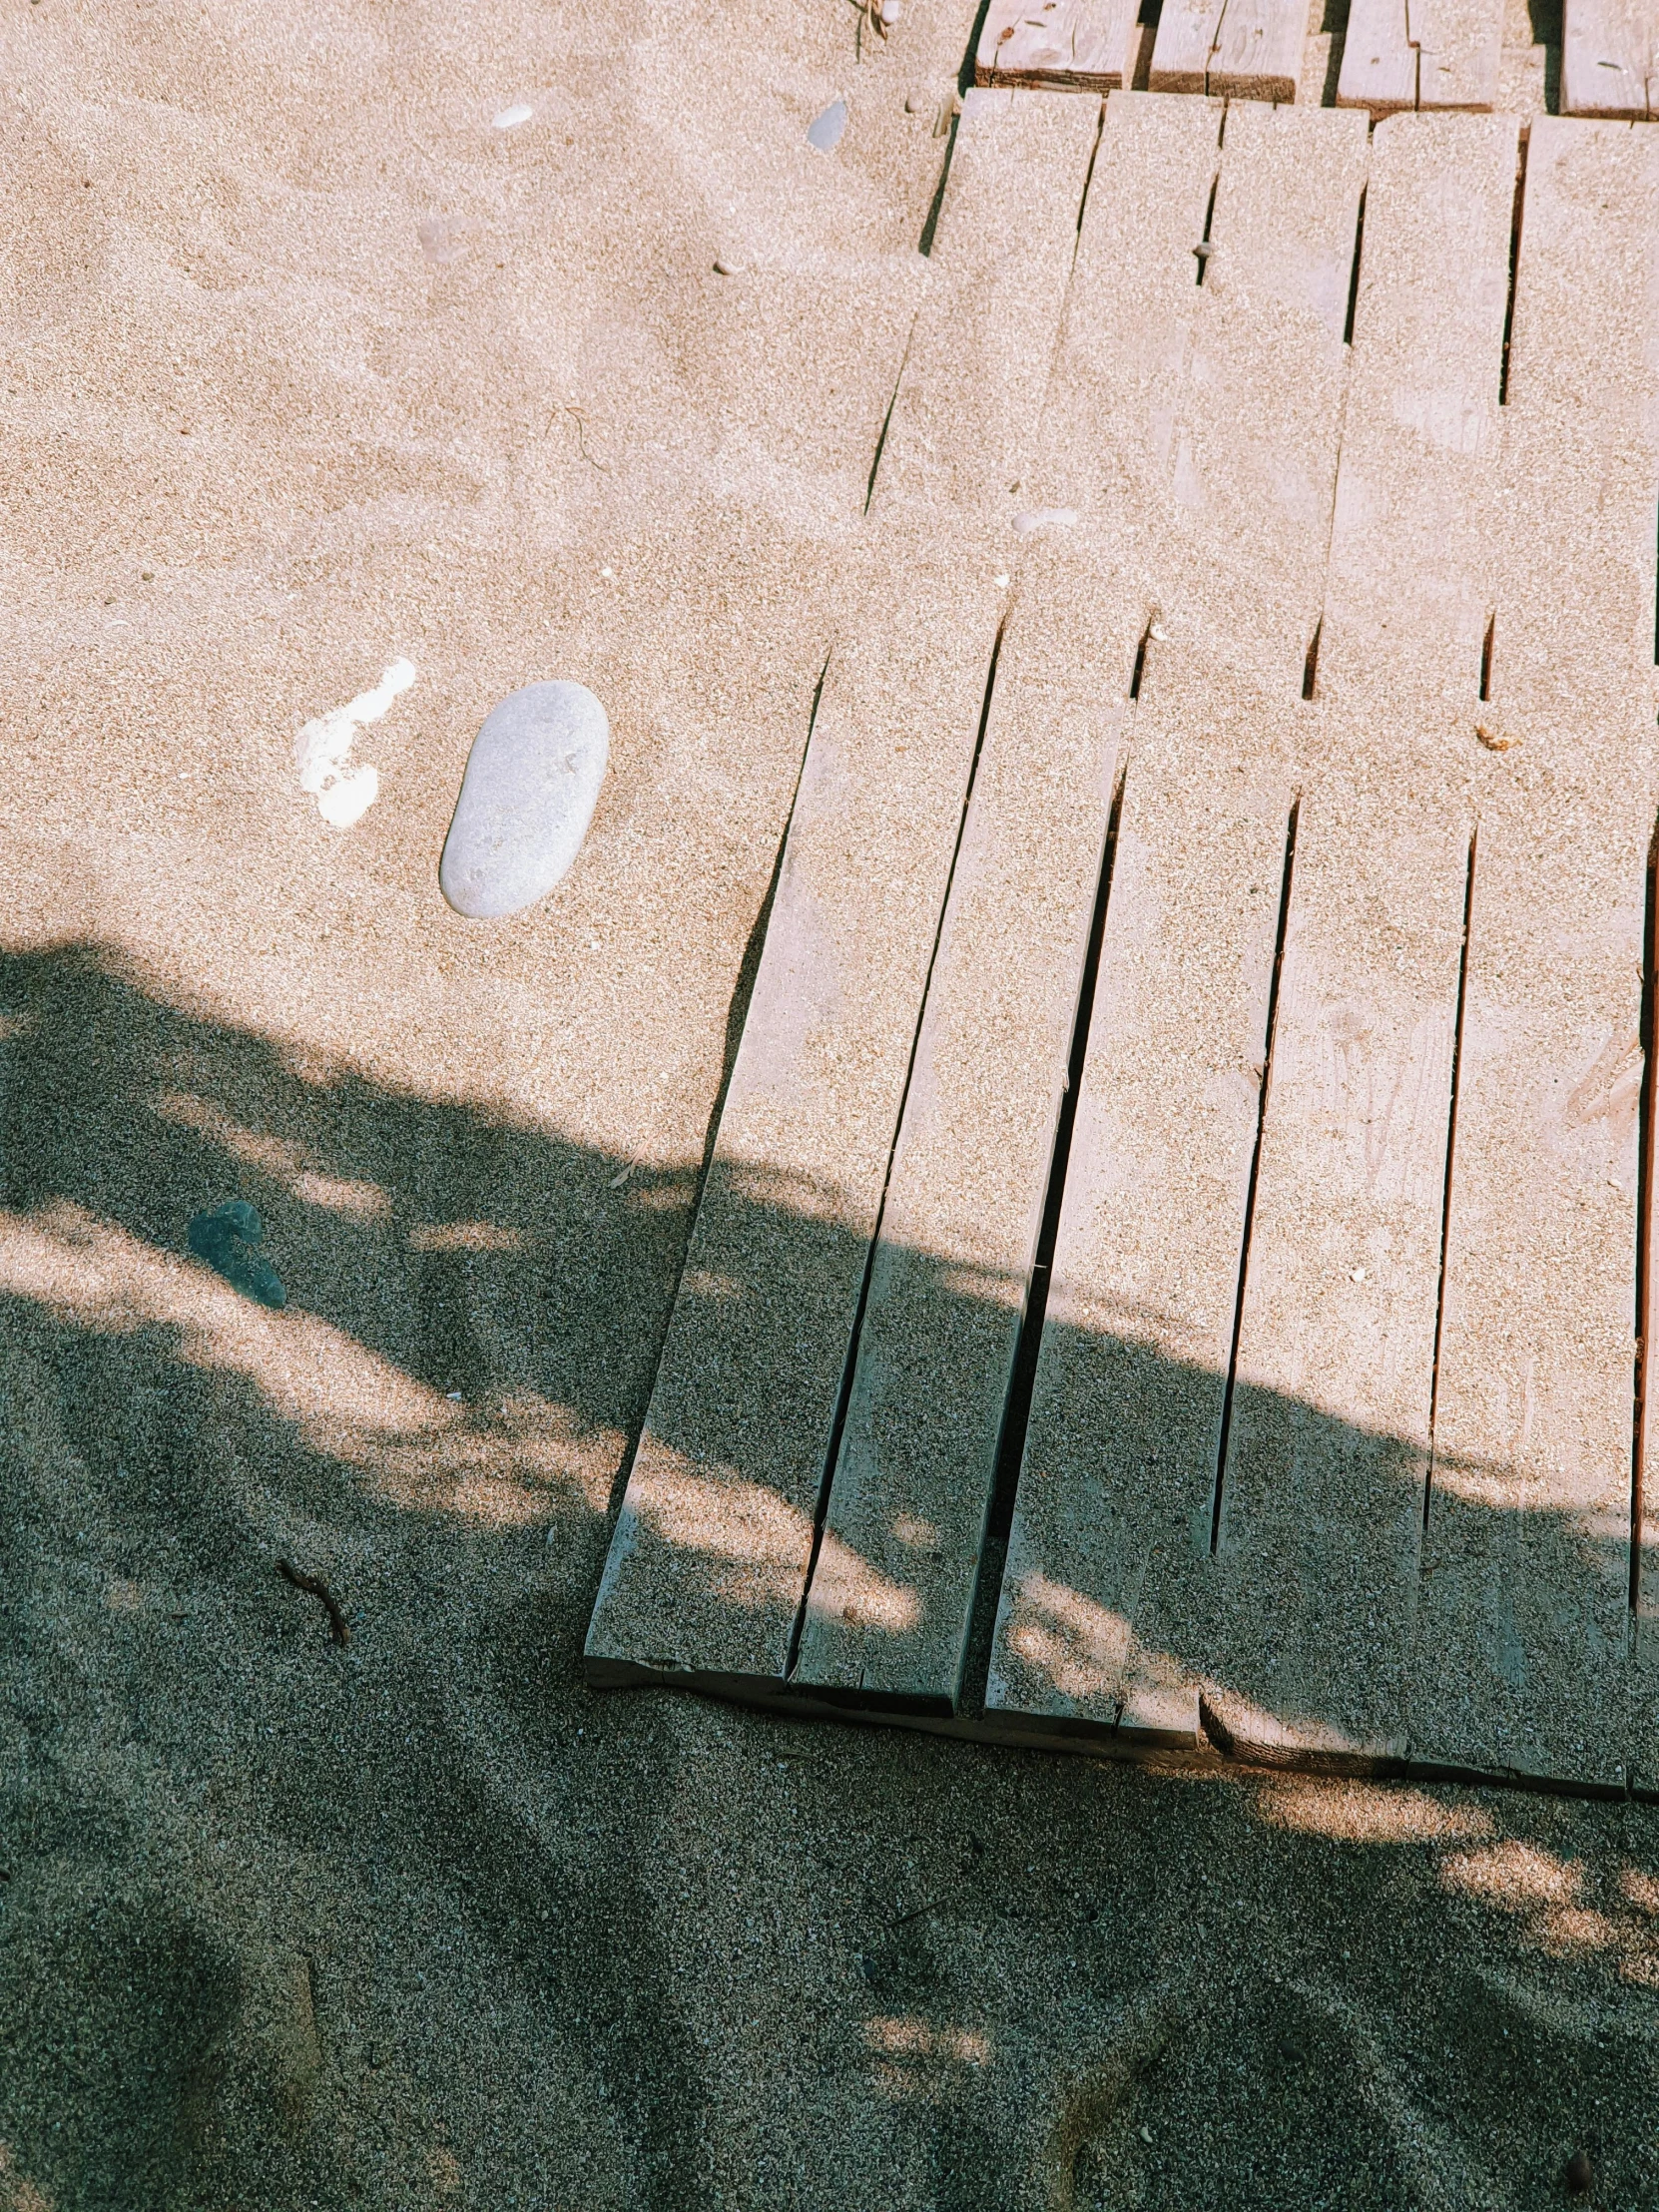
[
  {"left": 493, "top": 103, "right": 534, "bottom": 129},
  {"left": 993, "top": 572, "right": 1009, "bottom": 588},
  {"left": 294, "top": 659, "right": 416, "bottom": 830},
  {"left": 1012, "top": 507, "right": 1078, "bottom": 534}
]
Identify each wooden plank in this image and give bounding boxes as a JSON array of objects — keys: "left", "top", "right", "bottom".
[
  {"left": 1162, "top": 102, "right": 1369, "bottom": 691},
  {"left": 1148, "top": 0, "right": 1225, "bottom": 93},
  {"left": 1563, "top": 0, "right": 1658, "bottom": 115},
  {"left": 987, "top": 104, "right": 1368, "bottom": 1746},
  {"left": 1204, "top": 787, "right": 1470, "bottom": 1765},
  {"left": 793, "top": 92, "right": 1234, "bottom": 1712},
  {"left": 1318, "top": 113, "right": 1518, "bottom": 708},
  {"left": 975, "top": 0, "right": 1138, "bottom": 90},
  {"left": 1210, "top": 0, "right": 1311, "bottom": 100},
  {"left": 1031, "top": 90, "right": 1224, "bottom": 529},
  {"left": 1147, "top": 0, "right": 1308, "bottom": 98},
  {"left": 1411, "top": 802, "right": 1645, "bottom": 1791},
  {"left": 583, "top": 93, "right": 1103, "bottom": 1693},
  {"left": 792, "top": 557, "right": 1140, "bottom": 1710},
  {"left": 1339, "top": 0, "right": 1505, "bottom": 111},
  {"left": 1409, "top": 118, "right": 1659, "bottom": 1791},
  {"left": 987, "top": 691, "right": 1296, "bottom": 1745},
  {"left": 873, "top": 91, "right": 1107, "bottom": 520}
]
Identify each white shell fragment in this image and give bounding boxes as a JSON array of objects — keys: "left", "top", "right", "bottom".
[
  {"left": 808, "top": 99, "right": 847, "bottom": 151},
  {"left": 439, "top": 680, "right": 609, "bottom": 919},
  {"left": 294, "top": 658, "right": 416, "bottom": 830},
  {"left": 493, "top": 104, "right": 534, "bottom": 129},
  {"left": 1012, "top": 507, "right": 1079, "bottom": 534}
]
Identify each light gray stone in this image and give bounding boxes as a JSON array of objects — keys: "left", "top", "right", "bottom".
[
  {"left": 439, "top": 680, "right": 608, "bottom": 919},
  {"left": 807, "top": 99, "right": 846, "bottom": 152}
]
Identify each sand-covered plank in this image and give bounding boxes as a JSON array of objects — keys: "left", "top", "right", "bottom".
[
  {"left": 987, "top": 100, "right": 1369, "bottom": 1747},
  {"left": 1028, "top": 90, "right": 1223, "bottom": 529},
  {"left": 1563, "top": 0, "right": 1658, "bottom": 114},
  {"left": 872, "top": 89, "right": 1106, "bottom": 519},
  {"left": 584, "top": 94, "right": 1102, "bottom": 1693},
  {"left": 1164, "top": 103, "right": 1369, "bottom": 691},
  {"left": 1411, "top": 118, "right": 1659, "bottom": 1791},
  {"left": 986, "top": 696, "right": 1296, "bottom": 1746},
  {"left": 1206, "top": 790, "right": 1470, "bottom": 1765},
  {"left": 975, "top": 0, "right": 1139, "bottom": 89},
  {"left": 792, "top": 554, "right": 1139, "bottom": 1710},
  {"left": 1318, "top": 113, "right": 1518, "bottom": 708}
]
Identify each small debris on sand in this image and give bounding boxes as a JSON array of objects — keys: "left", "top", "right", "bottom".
[
  {"left": 276, "top": 1558, "right": 351, "bottom": 1647},
  {"left": 1475, "top": 722, "right": 1518, "bottom": 752},
  {"left": 1563, "top": 2149, "right": 1593, "bottom": 2196},
  {"left": 187, "top": 1201, "right": 286, "bottom": 1309}
]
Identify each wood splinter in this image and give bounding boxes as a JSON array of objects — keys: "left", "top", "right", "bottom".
[{"left": 277, "top": 1558, "right": 351, "bottom": 1647}]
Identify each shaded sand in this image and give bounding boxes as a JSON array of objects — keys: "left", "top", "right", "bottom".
[{"left": 1, "top": 1, "right": 1657, "bottom": 2206}]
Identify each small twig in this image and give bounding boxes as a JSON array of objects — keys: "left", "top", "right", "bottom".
[
  {"left": 552, "top": 404, "right": 610, "bottom": 469},
  {"left": 889, "top": 1895, "right": 946, "bottom": 1929},
  {"left": 277, "top": 1558, "right": 351, "bottom": 1647}
]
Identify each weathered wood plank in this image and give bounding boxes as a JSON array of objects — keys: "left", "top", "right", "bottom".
[
  {"left": 1148, "top": 0, "right": 1309, "bottom": 100},
  {"left": 1563, "top": 0, "right": 1658, "bottom": 115},
  {"left": 988, "top": 107, "right": 1369, "bottom": 1746},
  {"left": 1411, "top": 118, "right": 1659, "bottom": 1791},
  {"left": 1211, "top": 0, "right": 1311, "bottom": 100},
  {"left": 583, "top": 92, "right": 1102, "bottom": 1692},
  {"left": 1206, "top": 789, "right": 1470, "bottom": 1765},
  {"left": 976, "top": 0, "right": 1139, "bottom": 90},
  {"left": 793, "top": 560, "right": 1140, "bottom": 1709},
  {"left": 1148, "top": 0, "right": 1225, "bottom": 93},
  {"left": 1339, "top": 0, "right": 1505, "bottom": 111}
]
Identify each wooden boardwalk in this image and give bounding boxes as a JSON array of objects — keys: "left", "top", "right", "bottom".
[{"left": 586, "top": 91, "right": 1659, "bottom": 1798}]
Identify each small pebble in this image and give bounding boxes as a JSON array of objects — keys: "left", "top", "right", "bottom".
[
  {"left": 808, "top": 98, "right": 847, "bottom": 153},
  {"left": 1564, "top": 2150, "right": 1592, "bottom": 2197},
  {"left": 440, "top": 680, "right": 609, "bottom": 919},
  {"left": 188, "top": 1202, "right": 285, "bottom": 1309},
  {"left": 713, "top": 257, "right": 746, "bottom": 276},
  {"left": 904, "top": 89, "right": 928, "bottom": 113},
  {"left": 880, "top": 0, "right": 901, "bottom": 21},
  {"left": 492, "top": 104, "right": 534, "bottom": 130}
]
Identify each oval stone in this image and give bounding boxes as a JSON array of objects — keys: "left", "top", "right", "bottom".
[
  {"left": 439, "top": 681, "right": 609, "bottom": 919},
  {"left": 807, "top": 99, "right": 847, "bottom": 152}
]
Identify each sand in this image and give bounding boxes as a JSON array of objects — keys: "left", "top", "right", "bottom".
[{"left": 0, "top": 0, "right": 1656, "bottom": 2203}]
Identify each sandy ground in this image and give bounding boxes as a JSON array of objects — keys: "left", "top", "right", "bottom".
[{"left": 1, "top": 0, "right": 1657, "bottom": 2204}]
